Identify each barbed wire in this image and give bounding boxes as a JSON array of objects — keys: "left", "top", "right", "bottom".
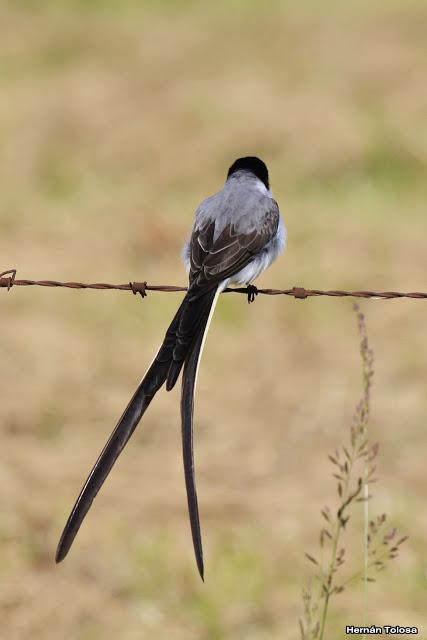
[{"left": 1, "top": 269, "right": 426, "bottom": 300}]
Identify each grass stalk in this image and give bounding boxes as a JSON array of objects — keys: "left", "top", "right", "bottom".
[{"left": 299, "top": 304, "right": 407, "bottom": 640}]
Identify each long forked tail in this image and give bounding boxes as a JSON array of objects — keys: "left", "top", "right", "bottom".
[{"left": 56, "top": 288, "right": 218, "bottom": 564}]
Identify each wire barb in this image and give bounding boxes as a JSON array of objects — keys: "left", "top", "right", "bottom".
[
  {"left": 0, "top": 268, "right": 426, "bottom": 300},
  {"left": 130, "top": 281, "right": 148, "bottom": 298},
  {"left": 0, "top": 269, "right": 16, "bottom": 292}
]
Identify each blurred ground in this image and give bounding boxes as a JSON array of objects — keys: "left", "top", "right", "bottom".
[{"left": 0, "top": 1, "right": 426, "bottom": 638}]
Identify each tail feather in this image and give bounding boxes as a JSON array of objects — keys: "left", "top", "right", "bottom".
[
  {"left": 180, "top": 287, "right": 221, "bottom": 580},
  {"left": 56, "top": 286, "right": 220, "bottom": 575},
  {"left": 166, "top": 289, "right": 217, "bottom": 391},
  {"left": 56, "top": 296, "right": 187, "bottom": 563}
]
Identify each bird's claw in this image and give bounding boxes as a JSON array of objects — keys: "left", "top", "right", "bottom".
[{"left": 247, "top": 284, "right": 258, "bottom": 304}]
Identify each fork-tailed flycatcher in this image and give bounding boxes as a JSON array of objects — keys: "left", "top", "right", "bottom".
[{"left": 56, "top": 156, "right": 286, "bottom": 580}]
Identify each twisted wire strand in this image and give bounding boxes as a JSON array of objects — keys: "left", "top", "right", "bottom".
[{"left": 1, "top": 269, "right": 426, "bottom": 300}]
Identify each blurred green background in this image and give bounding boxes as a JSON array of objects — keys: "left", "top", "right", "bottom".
[{"left": 0, "top": 1, "right": 426, "bottom": 638}]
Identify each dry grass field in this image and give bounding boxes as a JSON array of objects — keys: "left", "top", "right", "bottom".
[{"left": 0, "top": 1, "right": 426, "bottom": 638}]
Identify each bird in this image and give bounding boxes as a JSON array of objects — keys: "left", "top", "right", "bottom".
[{"left": 55, "top": 156, "right": 286, "bottom": 580}]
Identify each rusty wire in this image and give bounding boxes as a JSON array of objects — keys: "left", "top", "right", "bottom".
[{"left": 0, "top": 268, "right": 426, "bottom": 300}]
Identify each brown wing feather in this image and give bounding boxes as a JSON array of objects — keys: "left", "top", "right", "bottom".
[{"left": 188, "top": 206, "right": 279, "bottom": 297}]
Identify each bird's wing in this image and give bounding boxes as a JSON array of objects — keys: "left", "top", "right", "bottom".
[{"left": 188, "top": 201, "right": 280, "bottom": 296}]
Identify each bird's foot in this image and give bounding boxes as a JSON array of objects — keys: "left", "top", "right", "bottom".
[{"left": 246, "top": 284, "right": 258, "bottom": 304}]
